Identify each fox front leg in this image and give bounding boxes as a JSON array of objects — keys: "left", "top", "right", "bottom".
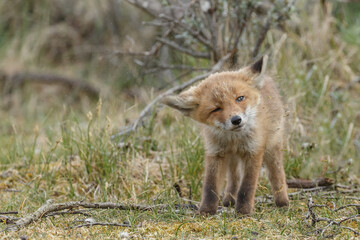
[
  {"left": 235, "top": 152, "right": 263, "bottom": 215},
  {"left": 222, "top": 157, "right": 241, "bottom": 207},
  {"left": 199, "top": 155, "right": 227, "bottom": 215}
]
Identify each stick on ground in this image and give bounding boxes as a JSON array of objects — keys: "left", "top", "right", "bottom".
[
  {"left": 66, "top": 222, "right": 132, "bottom": 229},
  {"left": 286, "top": 178, "right": 334, "bottom": 189},
  {"left": 3, "top": 200, "right": 197, "bottom": 232}
]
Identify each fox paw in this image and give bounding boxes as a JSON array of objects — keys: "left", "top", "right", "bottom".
[
  {"left": 199, "top": 205, "right": 217, "bottom": 215},
  {"left": 275, "top": 198, "right": 289, "bottom": 208},
  {"left": 222, "top": 195, "right": 236, "bottom": 207},
  {"left": 274, "top": 193, "right": 289, "bottom": 208},
  {"left": 235, "top": 203, "right": 254, "bottom": 215}
]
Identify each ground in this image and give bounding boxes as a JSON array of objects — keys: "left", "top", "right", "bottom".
[{"left": 0, "top": 1, "right": 359, "bottom": 239}]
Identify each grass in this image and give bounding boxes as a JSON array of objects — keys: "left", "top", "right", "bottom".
[{"left": 1, "top": 1, "right": 359, "bottom": 239}]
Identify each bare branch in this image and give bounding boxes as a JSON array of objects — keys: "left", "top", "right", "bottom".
[
  {"left": 156, "top": 38, "right": 210, "bottom": 59},
  {"left": 124, "top": 0, "right": 162, "bottom": 17},
  {"left": 251, "top": 17, "right": 271, "bottom": 59},
  {"left": 203, "top": 7, "right": 220, "bottom": 60},
  {"left": 111, "top": 53, "right": 231, "bottom": 139},
  {"left": 230, "top": 5, "right": 255, "bottom": 54},
  {"left": 145, "top": 64, "right": 210, "bottom": 74},
  {"left": 159, "top": 15, "right": 212, "bottom": 49}
]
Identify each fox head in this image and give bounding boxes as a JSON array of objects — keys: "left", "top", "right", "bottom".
[{"left": 163, "top": 56, "right": 268, "bottom": 132}]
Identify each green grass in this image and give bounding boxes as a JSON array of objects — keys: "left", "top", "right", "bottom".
[{"left": 1, "top": 1, "right": 360, "bottom": 239}]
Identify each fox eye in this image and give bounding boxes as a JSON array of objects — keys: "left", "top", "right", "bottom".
[
  {"left": 210, "top": 107, "right": 221, "bottom": 114},
  {"left": 236, "top": 96, "right": 245, "bottom": 102}
]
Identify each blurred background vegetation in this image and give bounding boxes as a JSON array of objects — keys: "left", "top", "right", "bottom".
[
  {"left": 0, "top": 1, "right": 359, "bottom": 237},
  {"left": 0, "top": 0, "right": 359, "bottom": 238}
]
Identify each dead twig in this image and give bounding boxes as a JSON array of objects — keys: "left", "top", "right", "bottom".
[
  {"left": 44, "top": 210, "right": 91, "bottom": 218},
  {"left": 288, "top": 186, "right": 331, "bottom": 197},
  {"left": 3, "top": 200, "right": 198, "bottom": 231},
  {"left": 251, "top": 17, "right": 271, "bottom": 59},
  {"left": 3, "top": 200, "right": 150, "bottom": 231},
  {"left": 323, "top": 196, "right": 360, "bottom": 201},
  {"left": 156, "top": 37, "right": 210, "bottom": 59},
  {"left": 230, "top": 3, "right": 255, "bottom": 56},
  {"left": 286, "top": 178, "right": 334, "bottom": 189},
  {"left": 0, "top": 215, "right": 19, "bottom": 224},
  {"left": 66, "top": 222, "right": 132, "bottom": 229},
  {"left": 111, "top": 53, "right": 232, "bottom": 139},
  {"left": 0, "top": 189, "right": 21, "bottom": 193},
  {"left": 159, "top": 15, "right": 212, "bottom": 49},
  {"left": 310, "top": 204, "right": 360, "bottom": 213},
  {"left": 0, "top": 212, "right": 18, "bottom": 215},
  {"left": 145, "top": 64, "right": 210, "bottom": 73},
  {"left": 288, "top": 183, "right": 359, "bottom": 200},
  {"left": 124, "top": 0, "right": 162, "bottom": 17},
  {"left": 251, "top": 1, "right": 294, "bottom": 59},
  {"left": 305, "top": 195, "right": 360, "bottom": 237}
]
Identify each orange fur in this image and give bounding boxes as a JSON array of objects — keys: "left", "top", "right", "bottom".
[{"left": 163, "top": 57, "right": 289, "bottom": 215}]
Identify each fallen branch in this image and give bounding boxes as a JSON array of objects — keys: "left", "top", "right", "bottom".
[
  {"left": 111, "top": 53, "right": 232, "bottom": 139},
  {"left": 44, "top": 210, "right": 91, "bottom": 218},
  {"left": 0, "top": 212, "right": 18, "bottom": 215},
  {"left": 288, "top": 186, "right": 331, "bottom": 197},
  {"left": 3, "top": 200, "right": 198, "bottom": 231},
  {"left": 306, "top": 195, "right": 360, "bottom": 237},
  {"left": 1, "top": 71, "right": 99, "bottom": 98},
  {"left": 0, "top": 215, "right": 19, "bottom": 224},
  {"left": 3, "top": 184, "right": 358, "bottom": 232},
  {"left": 286, "top": 178, "right": 334, "bottom": 189},
  {"left": 0, "top": 189, "right": 21, "bottom": 193},
  {"left": 287, "top": 183, "right": 360, "bottom": 200},
  {"left": 66, "top": 222, "right": 132, "bottom": 229},
  {"left": 310, "top": 203, "right": 360, "bottom": 213},
  {"left": 324, "top": 196, "right": 360, "bottom": 201}
]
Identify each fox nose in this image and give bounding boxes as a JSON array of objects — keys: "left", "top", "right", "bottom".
[{"left": 231, "top": 115, "right": 242, "bottom": 125}]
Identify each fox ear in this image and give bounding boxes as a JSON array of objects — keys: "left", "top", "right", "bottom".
[
  {"left": 243, "top": 55, "right": 268, "bottom": 89},
  {"left": 162, "top": 92, "right": 198, "bottom": 116}
]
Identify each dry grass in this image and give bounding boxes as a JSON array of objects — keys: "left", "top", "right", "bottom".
[{"left": 0, "top": 1, "right": 359, "bottom": 239}]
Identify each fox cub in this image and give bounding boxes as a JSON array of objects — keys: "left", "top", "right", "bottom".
[{"left": 163, "top": 56, "right": 289, "bottom": 215}]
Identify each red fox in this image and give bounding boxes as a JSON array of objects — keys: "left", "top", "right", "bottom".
[{"left": 163, "top": 56, "right": 289, "bottom": 215}]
